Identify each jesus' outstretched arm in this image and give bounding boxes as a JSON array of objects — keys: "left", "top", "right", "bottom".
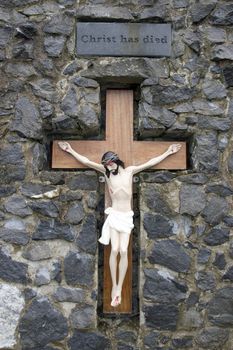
[{"left": 128, "top": 144, "right": 182, "bottom": 175}]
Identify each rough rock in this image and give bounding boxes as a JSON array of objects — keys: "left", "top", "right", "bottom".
[
  {"left": 143, "top": 269, "right": 187, "bottom": 303},
  {"left": 143, "top": 213, "right": 173, "bottom": 239},
  {"left": 195, "top": 272, "right": 216, "bottom": 291},
  {"left": 144, "top": 187, "right": 172, "bottom": 216},
  {"left": 195, "top": 327, "right": 229, "bottom": 349},
  {"left": 180, "top": 185, "right": 206, "bottom": 216},
  {"left": 142, "top": 84, "right": 195, "bottom": 105},
  {"left": 19, "top": 297, "right": 68, "bottom": 349},
  {"left": 191, "top": 2, "right": 217, "bottom": 23},
  {"left": 197, "top": 248, "right": 211, "bottom": 264},
  {"left": 76, "top": 214, "right": 97, "bottom": 254},
  {"left": 206, "top": 183, "right": 233, "bottom": 196},
  {"left": 4, "top": 195, "right": 32, "bottom": 217},
  {"left": 204, "top": 227, "right": 229, "bottom": 246},
  {"left": 33, "top": 219, "right": 75, "bottom": 241},
  {"left": 70, "top": 304, "right": 96, "bottom": 329},
  {"left": 43, "top": 14, "right": 74, "bottom": 35},
  {"left": 0, "top": 227, "right": 29, "bottom": 246},
  {"left": 208, "top": 287, "right": 233, "bottom": 326},
  {"left": 0, "top": 247, "right": 28, "bottom": 284},
  {"left": 65, "top": 202, "right": 84, "bottom": 224},
  {"left": 44, "top": 35, "right": 66, "bottom": 57},
  {"left": 21, "top": 183, "right": 58, "bottom": 199},
  {"left": 148, "top": 240, "right": 191, "bottom": 272},
  {"left": 202, "top": 79, "right": 227, "bottom": 99},
  {"left": 192, "top": 132, "right": 219, "bottom": 172},
  {"left": 209, "top": 3, "right": 233, "bottom": 25},
  {"left": 213, "top": 252, "right": 226, "bottom": 270},
  {"left": 223, "top": 266, "right": 233, "bottom": 281},
  {"left": 35, "top": 267, "right": 51, "bottom": 286},
  {"left": 68, "top": 330, "right": 110, "bottom": 350},
  {"left": 66, "top": 173, "right": 98, "bottom": 191},
  {"left": 64, "top": 251, "right": 95, "bottom": 286},
  {"left": 0, "top": 284, "right": 25, "bottom": 349},
  {"left": 22, "top": 242, "right": 52, "bottom": 261},
  {"left": 29, "top": 200, "right": 59, "bottom": 218},
  {"left": 212, "top": 44, "right": 233, "bottom": 61},
  {"left": 144, "top": 304, "right": 179, "bottom": 330},
  {"left": 202, "top": 195, "right": 229, "bottom": 225},
  {"left": 53, "top": 287, "right": 85, "bottom": 303}
]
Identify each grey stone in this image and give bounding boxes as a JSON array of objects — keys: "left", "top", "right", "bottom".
[
  {"left": 0, "top": 26, "right": 13, "bottom": 47},
  {"left": 30, "top": 79, "right": 58, "bottom": 102},
  {"left": 172, "top": 336, "right": 193, "bottom": 348},
  {"left": 4, "top": 195, "right": 32, "bottom": 217},
  {"left": 202, "top": 195, "right": 229, "bottom": 225},
  {"left": 0, "top": 165, "right": 26, "bottom": 184},
  {"left": 204, "top": 227, "right": 229, "bottom": 246},
  {"left": 0, "top": 247, "right": 28, "bottom": 284},
  {"left": 143, "top": 269, "right": 187, "bottom": 304},
  {"left": 50, "top": 260, "right": 61, "bottom": 283},
  {"left": 44, "top": 35, "right": 66, "bottom": 57},
  {"left": 209, "top": 3, "right": 233, "bottom": 25},
  {"left": 23, "top": 242, "right": 52, "bottom": 261},
  {"left": 64, "top": 251, "right": 95, "bottom": 287},
  {"left": 191, "top": 2, "right": 217, "bottom": 23},
  {"left": 0, "top": 185, "right": 16, "bottom": 197},
  {"left": 116, "top": 331, "right": 137, "bottom": 344},
  {"left": 213, "top": 252, "right": 226, "bottom": 270},
  {"left": 35, "top": 267, "right": 50, "bottom": 286},
  {"left": 32, "top": 143, "right": 47, "bottom": 174},
  {"left": 39, "top": 99, "right": 53, "bottom": 118},
  {"left": 0, "top": 284, "right": 25, "bottom": 349},
  {"left": 177, "top": 173, "right": 208, "bottom": 184},
  {"left": 180, "top": 308, "right": 203, "bottom": 330},
  {"left": 138, "top": 102, "right": 177, "bottom": 134},
  {"left": 218, "top": 134, "right": 228, "bottom": 151},
  {"left": 63, "top": 61, "right": 83, "bottom": 75},
  {"left": 192, "top": 100, "right": 224, "bottom": 116},
  {"left": 223, "top": 266, "right": 233, "bottom": 281},
  {"left": 144, "top": 304, "right": 178, "bottom": 330},
  {"left": 186, "top": 292, "right": 199, "bottom": 309},
  {"left": 142, "top": 84, "right": 195, "bottom": 105},
  {"left": 21, "top": 183, "right": 58, "bottom": 198},
  {"left": 212, "top": 44, "right": 233, "bottom": 61},
  {"left": 192, "top": 132, "right": 219, "bottom": 172},
  {"left": 148, "top": 239, "right": 191, "bottom": 273},
  {"left": 86, "top": 192, "right": 98, "bottom": 209},
  {"left": 65, "top": 202, "right": 84, "bottom": 225},
  {"left": 77, "top": 5, "right": 133, "bottom": 20},
  {"left": 206, "top": 183, "right": 233, "bottom": 197},
  {"left": 68, "top": 330, "right": 110, "bottom": 350},
  {"left": 198, "top": 116, "right": 232, "bottom": 131},
  {"left": 144, "top": 187, "right": 172, "bottom": 216},
  {"left": 202, "top": 79, "right": 227, "bottom": 99},
  {"left": 29, "top": 200, "right": 59, "bottom": 218},
  {"left": 223, "top": 65, "right": 233, "bottom": 87},
  {"left": 16, "top": 23, "right": 37, "bottom": 39},
  {"left": 197, "top": 248, "right": 211, "bottom": 264},
  {"left": 141, "top": 171, "right": 176, "bottom": 183},
  {"left": 19, "top": 297, "right": 68, "bottom": 349},
  {"left": 43, "top": 14, "right": 74, "bottom": 35},
  {"left": 139, "top": 4, "right": 167, "bottom": 20},
  {"left": 0, "top": 143, "right": 24, "bottom": 165},
  {"left": 183, "top": 30, "right": 201, "bottom": 53},
  {"left": 195, "top": 327, "right": 229, "bottom": 349},
  {"left": 53, "top": 287, "right": 85, "bottom": 303},
  {"left": 76, "top": 214, "right": 97, "bottom": 254},
  {"left": 5, "top": 63, "right": 37, "bottom": 78},
  {"left": 70, "top": 304, "right": 96, "bottom": 329},
  {"left": 33, "top": 219, "right": 75, "bottom": 241},
  {"left": 196, "top": 272, "right": 216, "bottom": 291},
  {"left": 180, "top": 185, "right": 206, "bottom": 216},
  {"left": 23, "top": 288, "right": 37, "bottom": 301},
  {"left": 52, "top": 114, "right": 78, "bottom": 132},
  {"left": 143, "top": 332, "right": 160, "bottom": 348},
  {"left": 61, "top": 87, "right": 78, "bottom": 117},
  {"left": 229, "top": 242, "right": 233, "bottom": 259},
  {"left": 82, "top": 58, "right": 168, "bottom": 80},
  {"left": 67, "top": 173, "right": 98, "bottom": 190},
  {"left": 0, "top": 228, "right": 29, "bottom": 246},
  {"left": 228, "top": 151, "right": 233, "bottom": 172},
  {"left": 60, "top": 191, "right": 82, "bottom": 202},
  {"left": 143, "top": 213, "right": 173, "bottom": 239},
  {"left": 72, "top": 77, "right": 99, "bottom": 88},
  {"left": 12, "top": 40, "right": 34, "bottom": 59},
  {"left": 78, "top": 104, "right": 100, "bottom": 136},
  {"left": 204, "top": 27, "right": 226, "bottom": 43},
  {"left": 208, "top": 287, "right": 233, "bottom": 326}
]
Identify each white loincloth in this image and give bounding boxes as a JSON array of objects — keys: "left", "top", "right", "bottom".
[{"left": 98, "top": 207, "right": 134, "bottom": 245}]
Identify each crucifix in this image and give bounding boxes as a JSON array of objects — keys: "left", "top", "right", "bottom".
[{"left": 52, "top": 89, "right": 187, "bottom": 313}]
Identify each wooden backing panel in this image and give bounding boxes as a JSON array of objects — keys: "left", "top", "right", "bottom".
[
  {"left": 103, "top": 235, "right": 132, "bottom": 314},
  {"left": 132, "top": 141, "right": 187, "bottom": 169},
  {"left": 106, "top": 90, "right": 134, "bottom": 166},
  {"left": 52, "top": 140, "right": 107, "bottom": 168}
]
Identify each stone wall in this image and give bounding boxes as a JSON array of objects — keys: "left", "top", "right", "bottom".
[{"left": 0, "top": 0, "right": 233, "bottom": 349}]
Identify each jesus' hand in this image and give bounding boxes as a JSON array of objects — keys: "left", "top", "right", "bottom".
[
  {"left": 58, "top": 141, "right": 73, "bottom": 153},
  {"left": 167, "top": 144, "right": 182, "bottom": 155}
]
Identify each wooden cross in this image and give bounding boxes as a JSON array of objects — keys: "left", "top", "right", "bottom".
[{"left": 52, "top": 89, "right": 187, "bottom": 314}]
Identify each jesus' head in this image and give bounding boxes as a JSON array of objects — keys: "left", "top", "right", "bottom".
[{"left": 101, "top": 151, "right": 125, "bottom": 177}]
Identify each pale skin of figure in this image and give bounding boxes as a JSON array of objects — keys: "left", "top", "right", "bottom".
[{"left": 58, "top": 141, "right": 182, "bottom": 307}]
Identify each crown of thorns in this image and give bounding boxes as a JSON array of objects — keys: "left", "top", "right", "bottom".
[{"left": 101, "top": 152, "right": 119, "bottom": 165}]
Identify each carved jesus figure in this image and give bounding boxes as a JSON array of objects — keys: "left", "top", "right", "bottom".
[{"left": 58, "top": 141, "right": 181, "bottom": 307}]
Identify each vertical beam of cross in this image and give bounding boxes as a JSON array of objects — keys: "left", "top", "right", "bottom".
[{"left": 52, "top": 89, "right": 187, "bottom": 313}]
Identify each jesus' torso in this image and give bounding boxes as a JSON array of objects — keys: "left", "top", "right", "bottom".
[{"left": 105, "top": 166, "right": 133, "bottom": 212}]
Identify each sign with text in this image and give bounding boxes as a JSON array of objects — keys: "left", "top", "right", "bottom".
[{"left": 76, "top": 22, "right": 171, "bottom": 57}]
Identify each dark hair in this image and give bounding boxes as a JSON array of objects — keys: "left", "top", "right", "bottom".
[{"left": 101, "top": 151, "right": 125, "bottom": 178}]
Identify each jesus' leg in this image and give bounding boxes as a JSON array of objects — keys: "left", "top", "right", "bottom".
[
  {"left": 109, "top": 229, "right": 119, "bottom": 306},
  {"left": 114, "top": 232, "right": 131, "bottom": 307}
]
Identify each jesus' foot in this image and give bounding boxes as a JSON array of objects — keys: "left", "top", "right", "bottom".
[{"left": 111, "top": 287, "right": 121, "bottom": 307}]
